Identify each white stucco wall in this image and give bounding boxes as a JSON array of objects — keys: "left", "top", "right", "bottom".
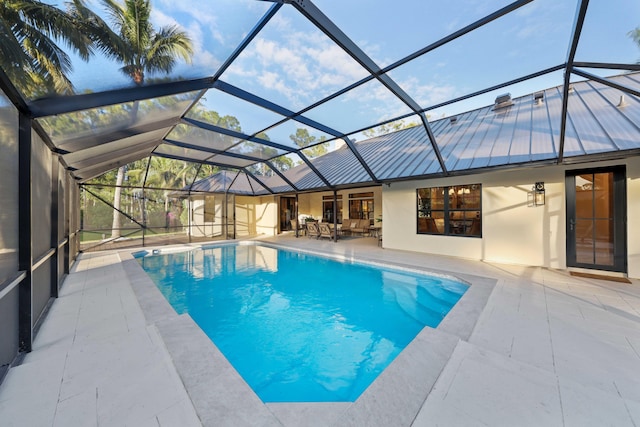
[
  {"left": 188, "top": 196, "right": 224, "bottom": 237},
  {"left": 626, "top": 157, "right": 640, "bottom": 279},
  {"left": 383, "top": 158, "right": 640, "bottom": 278},
  {"left": 235, "top": 196, "right": 278, "bottom": 237},
  {"left": 298, "top": 187, "right": 382, "bottom": 222}
]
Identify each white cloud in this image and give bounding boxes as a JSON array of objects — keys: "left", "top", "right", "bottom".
[{"left": 225, "top": 26, "right": 370, "bottom": 109}]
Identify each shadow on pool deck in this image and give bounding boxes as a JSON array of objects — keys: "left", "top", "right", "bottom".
[{"left": 1, "top": 234, "right": 639, "bottom": 426}]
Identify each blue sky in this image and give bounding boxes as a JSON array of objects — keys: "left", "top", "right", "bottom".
[{"left": 66, "top": 0, "right": 640, "bottom": 145}]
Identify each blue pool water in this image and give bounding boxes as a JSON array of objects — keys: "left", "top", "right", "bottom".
[{"left": 137, "top": 243, "right": 468, "bottom": 403}]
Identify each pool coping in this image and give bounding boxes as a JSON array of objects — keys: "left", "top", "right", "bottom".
[{"left": 120, "top": 241, "right": 496, "bottom": 426}]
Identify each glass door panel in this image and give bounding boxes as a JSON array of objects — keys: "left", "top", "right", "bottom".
[{"left": 566, "top": 168, "right": 625, "bottom": 272}]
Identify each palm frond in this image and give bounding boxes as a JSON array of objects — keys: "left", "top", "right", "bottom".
[{"left": 17, "top": 0, "right": 94, "bottom": 60}]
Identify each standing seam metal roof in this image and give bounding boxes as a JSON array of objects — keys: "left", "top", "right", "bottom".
[{"left": 189, "top": 72, "right": 640, "bottom": 195}]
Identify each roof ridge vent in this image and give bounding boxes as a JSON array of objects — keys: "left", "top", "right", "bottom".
[
  {"left": 534, "top": 91, "right": 544, "bottom": 105},
  {"left": 617, "top": 94, "right": 628, "bottom": 108},
  {"left": 449, "top": 116, "right": 458, "bottom": 125},
  {"left": 493, "top": 93, "right": 513, "bottom": 110}
]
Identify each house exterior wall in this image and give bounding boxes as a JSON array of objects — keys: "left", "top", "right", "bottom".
[
  {"left": 188, "top": 196, "right": 224, "bottom": 237},
  {"left": 383, "top": 158, "right": 640, "bottom": 278},
  {"left": 255, "top": 196, "right": 278, "bottom": 236},
  {"left": 235, "top": 195, "right": 278, "bottom": 237},
  {"left": 297, "top": 186, "right": 383, "bottom": 222}
]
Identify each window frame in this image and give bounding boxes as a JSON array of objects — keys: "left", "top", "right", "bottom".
[
  {"left": 322, "top": 194, "right": 342, "bottom": 223},
  {"left": 348, "top": 192, "right": 374, "bottom": 221},
  {"left": 416, "top": 184, "right": 482, "bottom": 237}
]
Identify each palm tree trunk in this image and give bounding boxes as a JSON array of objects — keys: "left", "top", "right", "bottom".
[
  {"left": 111, "top": 165, "right": 125, "bottom": 238},
  {"left": 110, "top": 99, "right": 139, "bottom": 239}
]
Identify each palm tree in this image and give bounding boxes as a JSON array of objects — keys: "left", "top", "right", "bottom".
[
  {"left": 630, "top": 26, "right": 640, "bottom": 63},
  {"left": 82, "top": 0, "right": 193, "bottom": 238},
  {"left": 0, "top": 0, "right": 95, "bottom": 96}
]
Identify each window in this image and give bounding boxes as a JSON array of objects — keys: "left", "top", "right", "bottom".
[
  {"left": 417, "top": 184, "right": 481, "bottom": 237},
  {"left": 322, "top": 194, "right": 342, "bottom": 223},
  {"left": 349, "top": 192, "right": 374, "bottom": 221}
]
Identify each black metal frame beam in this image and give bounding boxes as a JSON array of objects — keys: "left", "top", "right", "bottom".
[
  {"left": 572, "top": 62, "right": 640, "bottom": 72},
  {"left": 265, "top": 160, "right": 299, "bottom": 191},
  {"left": 211, "top": 81, "right": 348, "bottom": 146},
  {"left": 214, "top": 80, "right": 378, "bottom": 182},
  {"left": 152, "top": 152, "right": 247, "bottom": 172},
  {"left": 28, "top": 77, "right": 215, "bottom": 118},
  {"left": 382, "top": 0, "right": 534, "bottom": 74},
  {"left": 242, "top": 168, "right": 275, "bottom": 195},
  {"left": 50, "top": 156, "right": 59, "bottom": 298},
  {"left": 572, "top": 69, "right": 640, "bottom": 98},
  {"left": 213, "top": 3, "right": 283, "bottom": 80},
  {"left": 83, "top": 187, "right": 146, "bottom": 229},
  {"left": 0, "top": 66, "right": 29, "bottom": 114},
  {"left": 18, "top": 113, "right": 32, "bottom": 353},
  {"left": 423, "top": 65, "right": 565, "bottom": 113},
  {"left": 163, "top": 138, "right": 263, "bottom": 164},
  {"left": 297, "top": 151, "right": 333, "bottom": 188},
  {"left": 287, "top": 0, "right": 445, "bottom": 177},
  {"left": 181, "top": 117, "right": 295, "bottom": 152},
  {"left": 558, "top": 0, "right": 590, "bottom": 163}
]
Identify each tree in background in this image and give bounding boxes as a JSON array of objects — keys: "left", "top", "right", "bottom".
[
  {"left": 0, "top": 0, "right": 94, "bottom": 96},
  {"left": 80, "top": 0, "right": 193, "bottom": 238},
  {"left": 290, "top": 128, "right": 328, "bottom": 159},
  {"left": 361, "top": 119, "right": 419, "bottom": 139},
  {"left": 630, "top": 26, "right": 640, "bottom": 62}
]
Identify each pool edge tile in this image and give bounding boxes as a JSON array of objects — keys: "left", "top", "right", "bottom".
[
  {"left": 156, "top": 314, "right": 281, "bottom": 427},
  {"left": 339, "top": 327, "right": 460, "bottom": 427}
]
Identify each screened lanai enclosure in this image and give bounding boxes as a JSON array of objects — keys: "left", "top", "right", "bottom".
[{"left": 1, "top": 0, "right": 640, "bottom": 375}]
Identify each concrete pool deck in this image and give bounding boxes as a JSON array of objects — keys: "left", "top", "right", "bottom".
[{"left": 1, "top": 234, "right": 640, "bottom": 426}]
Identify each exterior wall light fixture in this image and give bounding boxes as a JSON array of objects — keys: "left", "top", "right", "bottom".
[{"left": 527, "top": 182, "right": 545, "bottom": 207}]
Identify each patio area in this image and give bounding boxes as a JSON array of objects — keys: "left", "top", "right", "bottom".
[{"left": 1, "top": 234, "right": 639, "bottom": 426}]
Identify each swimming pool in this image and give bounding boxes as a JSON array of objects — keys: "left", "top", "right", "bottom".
[{"left": 137, "top": 243, "right": 468, "bottom": 403}]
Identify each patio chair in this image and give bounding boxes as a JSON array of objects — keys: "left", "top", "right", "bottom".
[
  {"left": 290, "top": 219, "right": 305, "bottom": 235},
  {"left": 350, "top": 219, "right": 370, "bottom": 236},
  {"left": 318, "top": 223, "right": 338, "bottom": 241},
  {"left": 341, "top": 219, "right": 352, "bottom": 236},
  {"left": 306, "top": 222, "right": 320, "bottom": 239}
]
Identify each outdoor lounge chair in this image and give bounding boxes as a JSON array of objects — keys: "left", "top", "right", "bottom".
[
  {"left": 349, "top": 219, "right": 370, "bottom": 236},
  {"left": 341, "top": 219, "right": 352, "bottom": 236},
  {"left": 306, "top": 222, "right": 320, "bottom": 239},
  {"left": 290, "top": 219, "right": 305, "bottom": 235},
  {"left": 318, "top": 223, "right": 338, "bottom": 241}
]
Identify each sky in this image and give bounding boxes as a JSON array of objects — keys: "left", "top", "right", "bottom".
[{"left": 64, "top": 0, "right": 640, "bottom": 147}]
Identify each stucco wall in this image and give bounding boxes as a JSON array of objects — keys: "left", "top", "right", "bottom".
[
  {"left": 298, "top": 186, "right": 382, "bottom": 222},
  {"left": 383, "top": 158, "right": 640, "bottom": 278},
  {"left": 188, "top": 196, "right": 224, "bottom": 237},
  {"left": 255, "top": 196, "right": 278, "bottom": 236},
  {"left": 626, "top": 157, "right": 640, "bottom": 279}
]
